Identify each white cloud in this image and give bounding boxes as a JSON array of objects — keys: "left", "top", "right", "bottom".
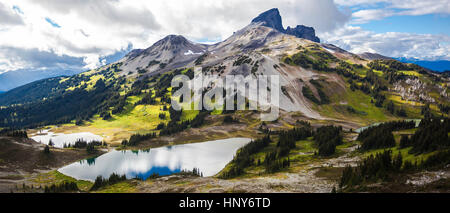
[
  {"left": 335, "top": 0, "right": 450, "bottom": 23},
  {"left": 0, "top": 0, "right": 448, "bottom": 75},
  {"left": 0, "top": 2, "right": 23, "bottom": 26},
  {"left": 351, "top": 9, "right": 395, "bottom": 24},
  {"left": 0, "top": 0, "right": 349, "bottom": 73},
  {"left": 0, "top": 46, "right": 85, "bottom": 74},
  {"left": 388, "top": 0, "right": 450, "bottom": 16},
  {"left": 321, "top": 25, "right": 450, "bottom": 60}
]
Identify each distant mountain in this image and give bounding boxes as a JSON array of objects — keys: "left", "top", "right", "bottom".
[
  {"left": 0, "top": 69, "right": 82, "bottom": 92},
  {"left": 251, "top": 8, "right": 320, "bottom": 43},
  {"left": 396, "top": 58, "right": 450, "bottom": 72},
  {"left": 118, "top": 35, "right": 208, "bottom": 76},
  {"left": 0, "top": 76, "right": 67, "bottom": 106},
  {"left": 0, "top": 45, "right": 132, "bottom": 92}
]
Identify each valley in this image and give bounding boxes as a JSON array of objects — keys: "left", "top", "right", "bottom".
[{"left": 3, "top": 121, "right": 448, "bottom": 193}]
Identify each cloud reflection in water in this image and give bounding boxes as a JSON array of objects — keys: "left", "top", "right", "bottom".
[{"left": 59, "top": 138, "right": 251, "bottom": 181}]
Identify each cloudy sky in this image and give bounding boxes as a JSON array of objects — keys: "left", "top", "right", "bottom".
[{"left": 0, "top": 0, "right": 449, "bottom": 75}]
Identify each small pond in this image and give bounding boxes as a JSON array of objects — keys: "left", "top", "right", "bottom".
[{"left": 30, "top": 130, "right": 104, "bottom": 148}]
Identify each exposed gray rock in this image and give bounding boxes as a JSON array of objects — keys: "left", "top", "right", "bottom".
[
  {"left": 251, "top": 8, "right": 285, "bottom": 33},
  {"left": 286, "top": 25, "right": 320, "bottom": 43},
  {"left": 358, "top": 52, "right": 392, "bottom": 60},
  {"left": 251, "top": 8, "right": 320, "bottom": 43}
]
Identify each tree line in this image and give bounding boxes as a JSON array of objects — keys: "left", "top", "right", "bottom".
[
  {"left": 90, "top": 173, "right": 127, "bottom": 191},
  {"left": 44, "top": 181, "right": 79, "bottom": 193},
  {"left": 339, "top": 148, "right": 450, "bottom": 190},
  {"left": 340, "top": 150, "right": 406, "bottom": 189},
  {"left": 0, "top": 129, "right": 28, "bottom": 138},
  {"left": 263, "top": 127, "right": 313, "bottom": 173},
  {"left": 121, "top": 132, "right": 157, "bottom": 147},
  {"left": 401, "top": 118, "right": 450, "bottom": 154},
  {"left": 219, "top": 135, "right": 272, "bottom": 179},
  {"left": 159, "top": 108, "right": 208, "bottom": 136},
  {"left": 221, "top": 126, "right": 315, "bottom": 178},
  {"left": 314, "top": 125, "right": 342, "bottom": 156},
  {"left": 63, "top": 139, "right": 105, "bottom": 154},
  {"left": 358, "top": 120, "right": 416, "bottom": 151}
]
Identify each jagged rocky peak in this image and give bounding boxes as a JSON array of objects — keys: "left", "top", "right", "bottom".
[
  {"left": 251, "top": 8, "right": 285, "bottom": 33},
  {"left": 286, "top": 25, "right": 320, "bottom": 43},
  {"left": 251, "top": 8, "right": 320, "bottom": 43}
]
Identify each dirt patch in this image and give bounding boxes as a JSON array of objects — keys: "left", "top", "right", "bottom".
[
  {"left": 315, "top": 167, "right": 345, "bottom": 181},
  {"left": 134, "top": 171, "right": 335, "bottom": 193}
]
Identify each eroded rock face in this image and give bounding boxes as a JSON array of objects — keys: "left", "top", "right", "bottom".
[
  {"left": 251, "top": 8, "right": 285, "bottom": 33},
  {"left": 251, "top": 8, "right": 320, "bottom": 43},
  {"left": 358, "top": 52, "right": 391, "bottom": 60},
  {"left": 286, "top": 25, "right": 320, "bottom": 43}
]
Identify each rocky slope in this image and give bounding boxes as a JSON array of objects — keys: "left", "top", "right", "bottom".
[
  {"left": 118, "top": 35, "right": 208, "bottom": 77},
  {"left": 0, "top": 8, "right": 448, "bottom": 129}
]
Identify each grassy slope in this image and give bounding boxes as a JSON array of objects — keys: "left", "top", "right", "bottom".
[
  {"left": 356, "top": 128, "right": 440, "bottom": 163},
  {"left": 318, "top": 88, "right": 391, "bottom": 125},
  {"left": 29, "top": 44, "right": 447, "bottom": 150},
  {"left": 31, "top": 170, "right": 93, "bottom": 191},
  {"left": 307, "top": 51, "right": 444, "bottom": 125},
  {"left": 217, "top": 134, "right": 357, "bottom": 179}
]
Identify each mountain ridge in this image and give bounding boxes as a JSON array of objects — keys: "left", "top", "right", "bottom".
[
  {"left": 0, "top": 8, "right": 448, "bottom": 131},
  {"left": 116, "top": 8, "right": 322, "bottom": 78},
  {"left": 251, "top": 8, "right": 320, "bottom": 42},
  {"left": 358, "top": 52, "right": 392, "bottom": 60},
  {"left": 0, "top": 69, "right": 82, "bottom": 92},
  {"left": 396, "top": 57, "right": 450, "bottom": 72},
  {"left": 0, "top": 7, "right": 448, "bottom": 195}
]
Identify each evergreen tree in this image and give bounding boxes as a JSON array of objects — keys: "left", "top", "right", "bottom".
[
  {"left": 48, "top": 139, "right": 54, "bottom": 147},
  {"left": 43, "top": 145, "right": 50, "bottom": 154}
]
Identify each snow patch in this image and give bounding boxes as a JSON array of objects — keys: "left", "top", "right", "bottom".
[
  {"left": 184, "top": 50, "right": 203, "bottom": 56},
  {"left": 323, "top": 47, "right": 335, "bottom": 54}
]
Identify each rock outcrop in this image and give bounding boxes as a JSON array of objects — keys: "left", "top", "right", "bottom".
[{"left": 251, "top": 8, "right": 320, "bottom": 43}]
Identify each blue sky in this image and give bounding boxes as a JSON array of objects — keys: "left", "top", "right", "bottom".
[
  {"left": 0, "top": 0, "right": 449, "bottom": 76},
  {"left": 45, "top": 17, "right": 61, "bottom": 28},
  {"left": 358, "top": 14, "right": 450, "bottom": 35}
]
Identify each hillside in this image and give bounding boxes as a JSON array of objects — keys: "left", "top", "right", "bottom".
[
  {"left": 0, "top": 8, "right": 447, "bottom": 135},
  {"left": 0, "top": 8, "right": 448, "bottom": 194},
  {"left": 0, "top": 10, "right": 448, "bottom": 137},
  {"left": 0, "top": 69, "right": 82, "bottom": 92}
]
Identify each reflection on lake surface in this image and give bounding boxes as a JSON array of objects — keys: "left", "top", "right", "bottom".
[
  {"left": 58, "top": 137, "right": 251, "bottom": 181},
  {"left": 30, "top": 130, "right": 103, "bottom": 148}
]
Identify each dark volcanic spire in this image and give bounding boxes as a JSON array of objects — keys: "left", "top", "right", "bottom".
[
  {"left": 286, "top": 25, "right": 320, "bottom": 43},
  {"left": 251, "top": 8, "right": 284, "bottom": 33},
  {"left": 251, "top": 8, "right": 320, "bottom": 43}
]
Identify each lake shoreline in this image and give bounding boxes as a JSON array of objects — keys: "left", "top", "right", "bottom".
[{"left": 58, "top": 138, "right": 252, "bottom": 182}]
